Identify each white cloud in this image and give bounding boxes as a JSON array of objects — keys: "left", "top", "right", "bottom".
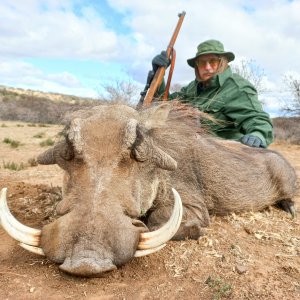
[
  {"left": 0, "top": 0, "right": 118, "bottom": 60},
  {"left": 0, "top": 58, "right": 97, "bottom": 97},
  {"left": 0, "top": 0, "right": 299, "bottom": 115},
  {"left": 98, "top": 0, "right": 300, "bottom": 101},
  {"left": 0, "top": 59, "right": 43, "bottom": 80}
]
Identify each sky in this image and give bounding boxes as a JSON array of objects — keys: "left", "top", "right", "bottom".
[{"left": 0, "top": 0, "right": 300, "bottom": 117}]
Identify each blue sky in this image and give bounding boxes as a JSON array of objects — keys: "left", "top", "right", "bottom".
[{"left": 0, "top": 0, "right": 300, "bottom": 116}]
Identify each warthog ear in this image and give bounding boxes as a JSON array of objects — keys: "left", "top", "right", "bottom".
[
  {"left": 123, "top": 119, "right": 139, "bottom": 149},
  {"left": 140, "top": 103, "right": 172, "bottom": 130},
  {"left": 67, "top": 117, "right": 84, "bottom": 154},
  {"left": 37, "top": 141, "right": 74, "bottom": 165},
  {"left": 123, "top": 118, "right": 177, "bottom": 171}
]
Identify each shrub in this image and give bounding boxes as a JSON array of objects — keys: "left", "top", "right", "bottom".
[
  {"left": 205, "top": 276, "right": 232, "bottom": 300},
  {"left": 3, "top": 161, "right": 25, "bottom": 171},
  {"left": 3, "top": 137, "right": 12, "bottom": 144},
  {"left": 33, "top": 132, "right": 45, "bottom": 138},
  {"left": 2, "top": 137, "right": 22, "bottom": 148},
  {"left": 40, "top": 138, "right": 55, "bottom": 147},
  {"left": 28, "top": 157, "right": 38, "bottom": 167},
  {"left": 273, "top": 117, "right": 300, "bottom": 144},
  {"left": 56, "top": 131, "right": 64, "bottom": 137},
  {"left": 10, "top": 140, "right": 21, "bottom": 148}
]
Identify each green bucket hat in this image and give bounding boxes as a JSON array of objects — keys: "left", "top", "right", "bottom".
[{"left": 187, "top": 39, "right": 235, "bottom": 68}]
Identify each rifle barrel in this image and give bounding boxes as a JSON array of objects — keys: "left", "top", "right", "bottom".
[{"left": 142, "top": 11, "right": 186, "bottom": 106}]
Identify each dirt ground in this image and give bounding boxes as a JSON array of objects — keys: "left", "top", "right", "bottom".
[{"left": 0, "top": 121, "right": 299, "bottom": 300}]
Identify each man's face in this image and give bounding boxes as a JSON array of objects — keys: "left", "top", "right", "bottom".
[{"left": 196, "top": 54, "right": 221, "bottom": 81}]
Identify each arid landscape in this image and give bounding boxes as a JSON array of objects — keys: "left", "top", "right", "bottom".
[
  {"left": 1, "top": 0, "right": 300, "bottom": 297},
  {"left": 0, "top": 118, "right": 299, "bottom": 300}
]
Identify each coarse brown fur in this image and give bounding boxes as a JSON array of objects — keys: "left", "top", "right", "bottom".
[{"left": 36, "top": 102, "right": 297, "bottom": 276}]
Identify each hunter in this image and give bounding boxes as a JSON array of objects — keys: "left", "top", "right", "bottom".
[{"left": 147, "top": 39, "right": 274, "bottom": 148}]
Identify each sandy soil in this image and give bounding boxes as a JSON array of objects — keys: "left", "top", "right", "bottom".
[{"left": 0, "top": 121, "right": 299, "bottom": 300}]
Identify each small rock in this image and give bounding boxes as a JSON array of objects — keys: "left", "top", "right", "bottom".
[
  {"left": 243, "top": 226, "right": 253, "bottom": 234},
  {"left": 235, "top": 264, "right": 247, "bottom": 274}
]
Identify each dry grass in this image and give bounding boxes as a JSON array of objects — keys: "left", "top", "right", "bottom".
[{"left": 226, "top": 210, "right": 300, "bottom": 255}]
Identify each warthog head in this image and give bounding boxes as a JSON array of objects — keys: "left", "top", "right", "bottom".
[{"left": 0, "top": 104, "right": 183, "bottom": 277}]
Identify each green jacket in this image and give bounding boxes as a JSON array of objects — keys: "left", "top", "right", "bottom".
[{"left": 157, "top": 67, "right": 274, "bottom": 146}]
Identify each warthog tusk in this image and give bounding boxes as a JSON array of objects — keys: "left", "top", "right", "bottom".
[
  {"left": 0, "top": 188, "right": 42, "bottom": 247},
  {"left": 134, "top": 244, "right": 166, "bottom": 257},
  {"left": 19, "top": 243, "right": 45, "bottom": 256},
  {"left": 136, "top": 188, "right": 183, "bottom": 253}
]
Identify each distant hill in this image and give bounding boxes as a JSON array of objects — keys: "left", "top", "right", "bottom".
[
  {"left": 0, "top": 85, "right": 102, "bottom": 124},
  {"left": 0, "top": 85, "right": 96, "bottom": 103},
  {"left": 272, "top": 116, "right": 300, "bottom": 144}
]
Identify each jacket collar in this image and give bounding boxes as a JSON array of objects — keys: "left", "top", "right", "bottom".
[{"left": 216, "top": 66, "right": 232, "bottom": 86}]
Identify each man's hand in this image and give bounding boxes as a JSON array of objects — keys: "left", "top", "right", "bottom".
[
  {"left": 144, "top": 51, "right": 170, "bottom": 88},
  {"left": 145, "top": 70, "right": 155, "bottom": 87},
  {"left": 240, "top": 134, "right": 266, "bottom": 148},
  {"left": 152, "top": 51, "right": 171, "bottom": 72}
]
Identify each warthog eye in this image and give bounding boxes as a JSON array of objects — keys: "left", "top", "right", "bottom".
[{"left": 60, "top": 140, "right": 74, "bottom": 161}]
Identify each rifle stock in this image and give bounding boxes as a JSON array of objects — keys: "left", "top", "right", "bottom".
[{"left": 142, "top": 11, "right": 186, "bottom": 107}]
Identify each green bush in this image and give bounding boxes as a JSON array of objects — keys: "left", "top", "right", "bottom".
[
  {"left": 205, "top": 276, "right": 232, "bottom": 300},
  {"left": 3, "top": 137, "right": 12, "bottom": 144},
  {"left": 2, "top": 161, "right": 25, "bottom": 171},
  {"left": 40, "top": 138, "right": 55, "bottom": 147},
  {"left": 33, "top": 132, "right": 45, "bottom": 138},
  {"left": 2, "top": 137, "right": 22, "bottom": 148}
]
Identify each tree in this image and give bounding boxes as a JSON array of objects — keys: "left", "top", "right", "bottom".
[
  {"left": 98, "top": 77, "right": 140, "bottom": 104},
  {"left": 231, "top": 59, "right": 266, "bottom": 94},
  {"left": 170, "top": 83, "right": 183, "bottom": 93},
  {"left": 281, "top": 74, "right": 300, "bottom": 116}
]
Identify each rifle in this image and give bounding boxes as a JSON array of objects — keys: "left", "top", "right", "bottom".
[{"left": 139, "top": 11, "right": 186, "bottom": 107}]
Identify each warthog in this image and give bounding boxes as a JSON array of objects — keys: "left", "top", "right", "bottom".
[{"left": 0, "top": 103, "right": 297, "bottom": 277}]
